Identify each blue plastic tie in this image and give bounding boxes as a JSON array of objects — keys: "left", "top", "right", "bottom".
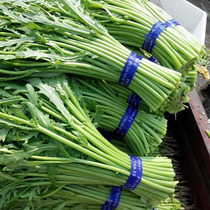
[
  {"left": 119, "top": 52, "right": 142, "bottom": 87},
  {"left": 148, "top": 56, "right": 159, "bottom": 64},
  {"left": 127, "top": 93, "right": 142, "bottom": 108},
  {"left": 142, "top": 21, "right": 167, "bottom": 53},
  {"left": 116, "top": 105, "right": 138, "bottom": 137},
  {"left": 142, "top": 19, "right": 179, "bottom": 53},
  {"left": 101, "top": 186, "right": 122, "bottom": 210},
  {"left": 124, "top": 155, "right": 143, "bottom": 190}
]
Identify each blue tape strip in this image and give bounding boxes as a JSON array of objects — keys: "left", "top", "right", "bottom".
[
  {"left": 124, "top": 155, "right": 143, "bottom": 190},
  {"left": 127, "top": 93, "right": 141, "bottom": 108},
  {"left": 126, "top": 53, "right": 158, "bottom": 107},
  {"left": 148, "top": 56, "right": 159, "bottom": 64},
  {"left": 107, "top": 138, "right": 111, "bottom": 142},
  {"left": 119, "top": 52, "right": 142, "bottom": 87},
  {"left": 142, "top": 21, "right": 167, "bottom": 53},
  {"left": 101, "top": 186, "right": 122, "bottom": 210},
  {"left": 142, "top": 19, "right": 179, "bottom": 53},
  {"left": 165, "top": 19, "right": 179, "bottom": 28},
  {"left": 116, "top": 105, "right": 138, "bottom": 137}
]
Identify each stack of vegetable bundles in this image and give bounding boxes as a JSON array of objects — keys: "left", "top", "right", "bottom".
[{"left": 0, "top": 0, "right": 205, "bottom": 209}]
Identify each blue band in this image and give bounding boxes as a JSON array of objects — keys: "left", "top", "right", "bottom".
[
  {"left": 148, "top": 56, "right": 159, "bottom": 64},
  {"left": 165, "top": 19, "right": 179, "bottom": 28},
  {"left": 101, "top": 186, "right": 122, "bottom": 210},
  {"left": 152, "top": 208, "right": 155, "bottom": 210},
  {"left": 142, "top": 21, "right": 167, "bottom": 53},
  {"left": 124, "top": 155, "right": 143, "bottom": 190},
  {"left": 119, "top": 52, "right": 142, "bottom": 87},
  {"left": 107, "top": 138, "right": 111, "bottom": 142},
  {"left": 116, "top": 105, "right": 138, "bottom": 137},
  {"left": 142, "top": 19, "right": 179, "bottom": 53},
  {"left": 127, "top": 93, "right": 141, "bottom": 108}
]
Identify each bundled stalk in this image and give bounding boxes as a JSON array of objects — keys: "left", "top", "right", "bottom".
[
  {"left": 0, "top": 132, "right": 181, "bottom": 209},
  {"left": 109, "top": 136, "right": 192, "bottom": 210},
  {"left": 0, "top": 180, "right": 182, "bottom": 210},
  {"left": 0, "top": 145, "right": 177, "bottom": 209},
  {"left": 0, "top": 0, "right": 183, "bottom": 113},
  {"left": 140, "top": 0, "right": 200, "bottom": 90},
  {"left": 99, "top": 80, "right": 189, "bottom": 115},
  {"left": 0, "top": 75, "right": 177, "bottom": 206},
  {"left": 113, "top": 46, "right": 191, "bottom": 114},
  {"left": 75, "top": 78, "right": 167, "bottom": 155},
  {"left": 0, "top": 145, "right": 153, "bottom": 210},
  {"left": 88, "top": 0, "right": 205, "bottom": 73},
  {"left": 0, "top": 185, "right": 151, "bottom": 210}
]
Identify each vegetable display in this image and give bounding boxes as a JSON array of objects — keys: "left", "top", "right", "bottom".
[
  {"left": 0, "top": 0, "right": 182, "bottom": 113},
  {"left": 0, "top": 0, "right": 205, "bottom": 209}
]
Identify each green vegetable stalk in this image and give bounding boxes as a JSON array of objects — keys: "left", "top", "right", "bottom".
[
  {"left": 0, "top": 75, "right": 177, "bottom": 205},
  {"left": 0, "top": 131, "right": 182, "bottom": 209},
  {"left": 75, "top": 78, "right": 167, "bottom": 156},
  {"left": 0, "top": 180, "right": 181, "bottom": 210},
  {"left": 0, "top": 0, "right": 182, "bottom": 112},
  {"left": 100, "top": 80, "right": 189, "bottom": 115},
  {"left": 0, "top": 145, "right": 176, "bottom": 209},
  {"left": 88, "top": 0, "right": 205, "bottom": 72}
]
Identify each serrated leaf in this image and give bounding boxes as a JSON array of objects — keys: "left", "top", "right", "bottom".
[
  {"left": 26, "top": 101, "right": 54, "bottom": 130},
  {"left": 0, "top": 127, "right": 10, "bottom": 142},
  {"left": 26, "top": 84, "right": 38, "bottom": 106},
  {"left": 0, "top": 119, "right": 34, "bottom": 131},
  {"left": 60, "top": 0, "right": 107, "bottom": 34},
  {"left": 0, "top": 36, "right": 34, "bottom": 48},
  {"left": 29, "top": 78, "right": 73, "bottom": 124}
]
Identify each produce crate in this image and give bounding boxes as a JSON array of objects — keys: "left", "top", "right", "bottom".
[{"left": 153, "top": 0, "right": 210, "bottom": 209}]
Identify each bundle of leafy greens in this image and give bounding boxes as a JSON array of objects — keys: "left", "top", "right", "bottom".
[
  {"left": 105, "top": 80, "right": 190, "bottom": 115},
  {"left": 136, "top": 0, "right": 201, "bottom": 90},
  {"left": 0, "top": 75, "right": 178, "bottom": 207},
  {"left": 74, "top": 78, "right": 167, "bottom": 156},
  {"left": 88, "top": 0, "right": 205, "bottom": 73},
  {"left": 0, "top": 128, "right": 183, "bottom": 210},
  {"left": 0, "top": 132, "right": 180, "bottom": 210},
  {"left": 0, "top": 0, "right": 182, "bottom": 113},
  {"left": 0, "top": 174, "right": 182, "bottom": 210}
]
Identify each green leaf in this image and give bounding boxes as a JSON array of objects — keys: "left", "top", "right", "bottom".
[
  {"left": 26, "top": 84, "right": 38, "bottom": 106},
  {"left": 0, "top": 36, "right": 34, "bottom": 48},
  {"left": 0, "top": 127, "right": 10, "bottom": 142},
  {"left": 59, "top": 0, "right": 107, "bottom": 34},
  {"left": 0, "top": 119, "right": 34, "bottom": 131},
  {"left": 47, "top": 164, "right": 56, "bottom": 185},
  {"left": 29, "top": 78, "right": 73, "bottom": 124},
  {"left": 26, "top": 101, "right": 54, "bottom": 130}
]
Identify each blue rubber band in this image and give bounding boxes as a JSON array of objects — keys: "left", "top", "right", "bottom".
[
  {"left": 148, "top": 56, "right": 159, "bottom": 64},
  {"left": 126, "top": 53, "right": 158, "bottom": 107},
  {"left": 119, "top": 52, "right": 142, "bottom": 87},
  {"left": 116, "top": 105, "right": 138, "bottom": 137},
  {"left": 142, "top": 19, "right": 179, "bottom": 53},
  {"left": 165, "top": 19, "right": 179, "bottom": 28},
  {"left": 107, "top": 138, "right": 111, "bottom": 142},
  {"left": 124, "top": 155, "right": 143, "bottom": 190},
  {"left": 101, "top": 186, "right": 122, "bottom": 210},
  {"left": 127, "top": 93, "right": 141, "bottom": 108},
  {"left": 142, "top": 21, "right": 167, "bottom": 53}
]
